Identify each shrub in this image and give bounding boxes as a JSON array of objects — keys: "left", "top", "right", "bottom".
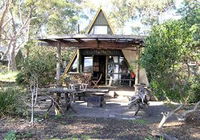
[
  {"left": 4, "top": 131, "right": 16, "bottom": 140},
  {"left": 140, "top": 12, "right": 200, "bottom": 102},
  {"left": 0, "top": 88, "right": 26, "bottom": 117},
  {"left": 188, "top": 76, "right": 200, "bottom": 103},
  {"left": 16, "top": 50, "right": 56, "bottom": 87}
]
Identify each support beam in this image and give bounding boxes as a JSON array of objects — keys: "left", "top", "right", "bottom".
[
  {"left": 135, "top": 46, "right": 140, "bottom": 84},
  {"left": 59, "top": 41, "right": 136, "bottom": 49},
  {"left": 56, "top": 39, "right": 70, "bottom": 43},
  {"left": 56, "top": 44, "right": 62, "bottom": 86},
  {"left": 55, "top": 43, "right": 62, "bottom": 115},
  {"left": 77, "top": 49, "right": 80, "bottom": 72},
  {"left": 74, "top": 38, "right": 84, "bottom": 43}
]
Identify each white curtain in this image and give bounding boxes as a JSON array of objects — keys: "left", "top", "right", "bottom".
[{"left": 122, "top": 49, "right": 149, "bottom": 86}]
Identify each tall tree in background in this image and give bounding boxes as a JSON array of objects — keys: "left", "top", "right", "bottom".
[
  {"left": 0, "top": 0, "right": 80, "bottom": 71},
  {"left": 0, "top": 0, "right": 10, "bottom": 44},
  {"left": 109, "top": 0, "right": 175, "bottom": 34},
  {"left": 0, "top": 0, "right": 34, "bottom": 70}
]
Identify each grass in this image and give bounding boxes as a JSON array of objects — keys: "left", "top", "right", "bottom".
[
  {"left": 0, "top": 87, "right": 27, "bottom": 117},
  {"left": 4, "top": 131, "right": 17, "bottom": 140},
  {"left": 129, "top": 119, "right": 149, "bottom": 125},
  {"left": 4, "top": 131, "right": 33, "bottom": 140},
  {"left": 0, "top": 71, "right": 19, "bottom": 82}
]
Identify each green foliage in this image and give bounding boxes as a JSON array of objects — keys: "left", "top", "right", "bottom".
[
  {"left": 4, "top": 131, "right": 16, "bottom": 140},
  {"left": 0, "top": 88, "right": 25, "bottom": 117},
  {"left": 24, "top": 0, "right": 81, "bottom": 36},
  {"left": 140, "top": 1, "right": 200, "bottom": 103},
  {"left": 16, "top": 132, "right": 33, "bottom": 139},
  {"left": 129, "top": 119, "right": 149, "bottom": 125},
  {"left": 0, "top": 71, "right": 19, "bottom": 82},
  {"left": 109, "top": 0, "right": 175, "bottom": 33},
  {"left": 81, "top": 135, "right": 91, "bottom": 140},
  {"left": 188, "top": 76, "right": 200, "bottom": 103},
  {"left": 15, "top": 50, "right": 24, "bottom": 70},
  {"left": 16, "top": 48, "right": 56, "bottom": 87},
  {"left": 4, "top": 131, "right": 33, "bottom": 140}
]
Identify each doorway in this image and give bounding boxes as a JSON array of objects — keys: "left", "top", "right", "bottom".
[{"left": 93, "top": 55, "right": 106, "bottom": 85}]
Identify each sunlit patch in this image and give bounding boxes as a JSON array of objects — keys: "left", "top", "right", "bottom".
[
  {"left": 149, "top": 101, "right": 165, "bottom": 106},
  {"left": 162, "top": 121, "right": 185, "bottom": 127},
  {"left": 58, "top": 123, "right": 104, "bottom": 135},
  {"left": 191, "top": 132, "right": 200, "bottom": 139}
]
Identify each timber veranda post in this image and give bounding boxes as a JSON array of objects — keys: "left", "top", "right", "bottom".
[
  {"left": 55, "top": 43, "right": 62, "bottom": 115},
  {"left": 135, "top": 46, "right": 140, "bottom": 85}
]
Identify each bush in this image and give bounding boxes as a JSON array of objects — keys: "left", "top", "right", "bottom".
[
  {"left": 188, "top": 77, "right": 200, "bottom": 103},
  {"left": 16, "top": 49, "right": 56, "bottom": 87},
  {"left": 0, "top": 88, "right": 26, "bottom": 117},
  {"left": 4, "top": 131, "right": 17, "bottom": 140},
  {"left": 140, "top": 13, "right": 200, "bottom": 102}
]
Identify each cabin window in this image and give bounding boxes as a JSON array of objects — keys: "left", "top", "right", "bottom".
[
  {"left": 83, "top": 56, "right": 93, "bottom": 72},
  {"left": 69, "top": 56, "right": 78, "bottom": 72},
  {"left": 107, "top": 56, "right": 131, "bottom": 86},
  {"left": 93, "top": 26, "right": 108, "bottom": 34}
]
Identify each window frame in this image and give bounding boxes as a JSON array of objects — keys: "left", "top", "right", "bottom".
[{"left": 83, "top": 56, "right": 93, "bottom": 73}]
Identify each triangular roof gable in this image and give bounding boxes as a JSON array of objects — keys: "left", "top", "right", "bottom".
[{"left": 86, "top": 9, "right": 114, "bottom": 34}]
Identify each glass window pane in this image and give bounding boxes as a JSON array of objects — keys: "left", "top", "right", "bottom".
[
  {"left": 120, "top": 57, "right": 124, "bottom": 64},
  {"left": 114, "top": 64, "right": 119, "bottom": 73},
  {"left": 93, "top": 26, "right": 108, "bottom": 34},
  {"left": 113, "top": 56, "right": 119, "bottom": 63},
  {"left": 113, "top": 74, "right": 118, "bottom": 80},
  {"left": 84, "top": 57, "right": 93, "bottom": 72}
]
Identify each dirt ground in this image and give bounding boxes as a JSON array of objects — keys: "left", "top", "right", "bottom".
[
  {"left": 0, "top": 91, "right": 200, "bottom": 140},
  {"left": 0, "top": 115, "right": 200, "bottom": 140}
]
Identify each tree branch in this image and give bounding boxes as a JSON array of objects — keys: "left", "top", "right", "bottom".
[
  {"left": 158, "top": 104, "right": 183, "bottom": 128},
  {"left": 0, "top": 0, "right": 10, "bottom": 42},
  {"left": 178, "top": 101, "right": 200, "bottom": 121}
]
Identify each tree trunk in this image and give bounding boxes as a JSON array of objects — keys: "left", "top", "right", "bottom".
[
  {"left": 8, "top": 42, "right": 17, "bottom": 71},
  {"left": 0, "top": 0, "right": 10, "bottom": 44},
  {"left": 54, "top": 44, "right": 62, "bottom": 115}
]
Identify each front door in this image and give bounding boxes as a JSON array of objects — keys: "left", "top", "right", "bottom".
[{"left": 93, "top": 55, "right": 106, "bottom": 85}]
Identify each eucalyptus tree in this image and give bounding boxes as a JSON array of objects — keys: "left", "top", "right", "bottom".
[
  {"left": 109, "top": 0, "right": 175, "bottom": 34},
  {"left": 0, "top": 0, "right": 81, "bottom": 71}
]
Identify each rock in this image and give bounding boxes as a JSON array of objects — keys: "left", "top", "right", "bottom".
[{"left": 185, "top": 111, "right": 200, "bottom": 125}]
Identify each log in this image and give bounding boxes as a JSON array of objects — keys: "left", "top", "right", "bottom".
[
  {"left": 177, "top": 101, "right": 200, "bottom": 121},
  {"left": 158, "top": 101, "right": 200, "bottom": 128},
  {"left": 158, "top": 104, "right": 183, "bottom": 128}
]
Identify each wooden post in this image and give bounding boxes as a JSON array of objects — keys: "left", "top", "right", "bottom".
[
  {"left": 77, "top": 49, "right": 80, "bottom": 73},
  {"left": 56, "top": 44, "right": 61, "bottom": 86},
  {"left": 135, "top": 46, "right": 140, "bottom": 84},
  {"left": 55, "top": 43, "right": 62, "bottom": 115},
  {"left": 105, "top": 56, "right": 108, "bottom": 86}
]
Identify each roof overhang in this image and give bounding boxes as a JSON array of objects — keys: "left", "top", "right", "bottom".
[{"left": 38, "top": 34, "right": 146, "bottom": 50}]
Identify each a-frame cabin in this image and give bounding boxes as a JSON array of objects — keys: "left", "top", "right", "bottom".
[{"left": 39, "top": 9, "right": 149, "bottom": 87}]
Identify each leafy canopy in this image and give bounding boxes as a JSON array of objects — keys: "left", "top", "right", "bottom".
[{"left": 140, "top": 0, "right": 200, "bottom": 102}]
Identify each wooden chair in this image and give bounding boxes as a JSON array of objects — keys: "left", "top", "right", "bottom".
[
  {"left": 91, "top": 73, "right": 102, "bottom": 88},
  {"left": 83, "top": 73, "right": 92, "bottom": 86}
]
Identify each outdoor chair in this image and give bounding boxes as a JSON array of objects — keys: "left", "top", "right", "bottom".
[
  {"left": 83, "top": 73, "right": 92, "bottom": 86},
  {"left": 91, "top": 73, "right": 102, "bottom": 88}
]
